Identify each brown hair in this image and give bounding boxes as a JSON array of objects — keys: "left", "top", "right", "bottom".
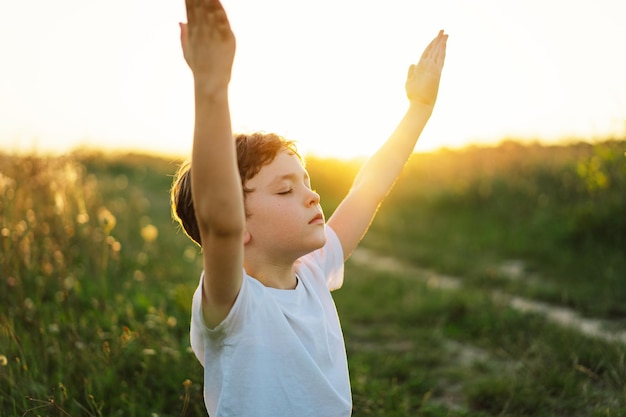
[{"left": 171, "top": 132, "right": 301, "bottom": 246}]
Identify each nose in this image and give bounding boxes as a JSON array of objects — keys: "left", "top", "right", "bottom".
[{"left": 307, "top": 188, "right": 320, "bottom": 206}]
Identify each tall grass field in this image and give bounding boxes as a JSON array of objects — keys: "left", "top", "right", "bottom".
[{"left": 1, "top": 139, "right": 624, "bottom": 416}]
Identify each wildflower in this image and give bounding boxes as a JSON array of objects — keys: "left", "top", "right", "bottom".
[
  {"left": 137, "top": 252, "right": 148, "bottom": 266},
  {"left": 54, "top": 192, "right": 65, "bottom": 214},
  {"left": 76, "top": 213, "right": 89, "bottom": 224},
  {"left": 24, "top": 298, "right": 35, "bottom": 311},
  {"left": 55, "top": 291, "right": 67, "bottom": 303},
  {"left": 59, "top": 382, "right": 68, "bottom": 399},
  {"left": 102, "top": 341, "right": 111, "bottom": 355},
  {"left": 106, "top": 236, "right": 122, "bottom": 252},
  {"left": 63, "top": 275, "right": 75, "bottom": 290},
  {"left": 97, "top": 207, "right": 116, "bottom": 234},
  {"left": 133, "top": 270, "right": 146, "bottom": 282},
  {"left": 143, "top": 349, "right": 157, "bottom": 356},
  {"left": 141, "top": 224, "right": 159, "bottom": 243},
  {"left": 0, "top": 173, "right": 15, "bottom": 194},
  {"left": 184, "top": 246, "right": 198, "bottom": 261},
  {"left": 42, "top": 261, "right": 54, "bottom": 276},
  {"left": 120, "top": 326, "right": 136, "bottom": 347},
  {"left": 162, "top": 346, "right": 181, "bottom": 360},
  {"left": 0, "top": 355, "right": 7, "bottom": 366}
]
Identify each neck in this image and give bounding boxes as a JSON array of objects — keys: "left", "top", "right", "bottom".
[{"left": 244, "top": 259, "right": 298, "bottom": 290}]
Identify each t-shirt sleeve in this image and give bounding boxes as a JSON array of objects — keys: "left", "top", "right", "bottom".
[
  {"left": 311, "top": 225, "right": 345, "bottom": 291},
  {"left": 189, "top": 278, "right": 207, "bottom": 366},
  {"left": 190, "top": 271, "right": 250, "bottom": 367}
]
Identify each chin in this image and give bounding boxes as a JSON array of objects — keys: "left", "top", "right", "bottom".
[
  {"left": 300, "top": 231, "right": 326, "bottom": 256},
  {"left": 312, "top": 230, "right": 327, "bottom": 250}
]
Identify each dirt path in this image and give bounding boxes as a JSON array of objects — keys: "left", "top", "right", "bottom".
[{"left": 349, "top": 247, "right": 626, "bottom": 345}]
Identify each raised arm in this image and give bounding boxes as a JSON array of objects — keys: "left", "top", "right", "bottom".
[
  {"left": 181, "top": 0, "right": 244, "bottom": 327},
  {"left": 328, "top": 30, "right": 448, "bottom": 260}
]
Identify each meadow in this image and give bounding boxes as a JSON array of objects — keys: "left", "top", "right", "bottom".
[{"left": 0, "top": 139, "right": 624, "bottom": 416}]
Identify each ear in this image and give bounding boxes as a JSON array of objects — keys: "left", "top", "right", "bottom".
[{"left": 243, "top": 229, "right": 251, "bottom": 245}]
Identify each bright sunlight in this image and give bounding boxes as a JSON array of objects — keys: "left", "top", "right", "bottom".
[{"left": 1, "top": 0, "right": 625, "bottom": 159}]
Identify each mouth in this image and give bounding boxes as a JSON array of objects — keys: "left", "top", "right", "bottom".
[{"left": 309, "top": 213, "right": 324, "bottom": 225}]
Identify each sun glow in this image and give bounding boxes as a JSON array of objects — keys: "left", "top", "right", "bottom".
[{"left": 1, "top": 0, "right": 625, "bottom": 160}]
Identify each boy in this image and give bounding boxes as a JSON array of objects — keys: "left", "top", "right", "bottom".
[{"left": 171, "top": 0, "right": 447, "bottom": 415}]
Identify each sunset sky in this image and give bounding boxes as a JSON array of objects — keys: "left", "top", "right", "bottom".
[{"left": 1, "top": 0, "right": 625, "bottom": 159}]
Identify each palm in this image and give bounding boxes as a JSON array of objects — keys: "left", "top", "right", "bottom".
[
  {"left": 405, "top": 30, "right": 447, "bottom": 106},
  {"left": 181, "top": 0, "right": 236, "bottom": 87}
]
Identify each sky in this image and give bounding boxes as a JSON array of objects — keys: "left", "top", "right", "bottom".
[{"left": 1, "top": 0, "right": 625, "bottom": 159}]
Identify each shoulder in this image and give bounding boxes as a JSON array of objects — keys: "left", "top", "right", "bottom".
[{"left": 191, "top": 273, "right": 268, "bottom": 336}]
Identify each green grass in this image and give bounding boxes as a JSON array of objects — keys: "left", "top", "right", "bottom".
[
  {"left": 356, "top": 140, "right": 626, "bottom": 319},
  {"left": 1, "top": 139, "right": 624, "bottom": 416},
  {"left": 338, "top": 263, "right": 626, "bottom": 416}
]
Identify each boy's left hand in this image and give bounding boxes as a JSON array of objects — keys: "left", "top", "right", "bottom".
[{"left": 405, "top": 30, "right": 448, "bottom": 106}]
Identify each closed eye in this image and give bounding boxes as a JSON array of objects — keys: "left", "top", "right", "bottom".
[{"left": 278, "top": 189, "right": 293, "bottom": 195}]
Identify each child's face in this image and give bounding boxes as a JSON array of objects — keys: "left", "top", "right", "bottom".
[{"left": 244, "top": 150, "right": 326, "bottom": 260}]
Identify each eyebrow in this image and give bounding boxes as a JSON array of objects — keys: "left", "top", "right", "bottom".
[{"left": 269, "top": 172, "right": 310, "bottom": 186}]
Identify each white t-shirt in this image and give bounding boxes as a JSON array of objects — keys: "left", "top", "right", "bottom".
[{"left": 190, "top": 226, "right": 351, "bottom": 417}]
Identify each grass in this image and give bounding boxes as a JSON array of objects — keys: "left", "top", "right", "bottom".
[
  {"left": 353, "top": 139, "right": 626, "bottom": 319},
  {"left": 1, "top": 139, "right": 624, "bottom": 416},
  {"left": 338, "top": 263, "right": 626, "bottom": 416}
]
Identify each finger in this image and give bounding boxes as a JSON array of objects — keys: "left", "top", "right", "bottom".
[
  {"left": 193, "top": 0, "right": 229, "bottom": 31},
  {"left": 191, "top": 0, "right": 218, "bottom": 24},
  {"left": 207, "top": 0, "right": 233, "bottom": 39},
  {"left": 199, "top": 0, "right": 227, "bottom": 22},
  {"left": 433, "top": 38, "right": 447, "bottom": 67},
  {"left": 210, "top": 0, "right": 231, "bottom": 27},
  {"left": 436, "top": 34, "right": 448, "bottom": 63},
  {"left": 430, "top": 32, "right": 447, "bottom": 62},
  {"left": 419, "top": 31, "right": 443, "bottom": 61},
  {"left": 185, "top": 0, "right": 197, "bottom": 26},
  {"left": 419, "top": 39, "right": 436, "bottom": 62},
  {"left": 208, "top": 0, "right": 224, "bottom": 12},
  {"left": 179, "top": 22, "right": 188, "bottom": 47},
  {"left": 406, "top": 64, "right": 415, "bottom": 79}
]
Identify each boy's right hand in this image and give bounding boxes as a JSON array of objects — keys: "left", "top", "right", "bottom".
[
  {"left": 405, "top": 30, "right": 447, "bottom": 107},
  {"left": 181, "top": 0, "right": 236, "bottom": 93}
]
